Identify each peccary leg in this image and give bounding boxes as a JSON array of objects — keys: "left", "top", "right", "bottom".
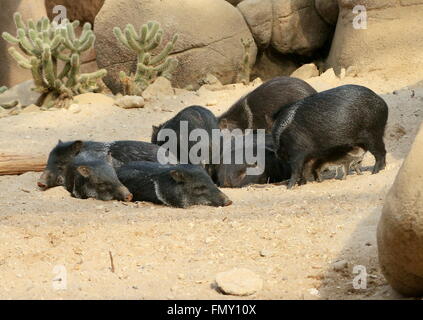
[
  {"left": 353, "top": 163, "right": 363, "bottom": 175},
  {"left": 368, "top": 139, "right": 387, "bottom": 174},
  {"left": 340, "top": 164, "right": 348, "bottom": 180},
  {"left": 288, "top": 155, "right": 306, "bottom": 189}
]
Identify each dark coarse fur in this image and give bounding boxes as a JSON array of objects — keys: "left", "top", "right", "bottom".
[
  {"left": 64, "top": 158, "right": 132, "bottom": 201},
  {"left": 272, "top": 85, "right": 388, "bottom": 189},
  {"left": 117, "top": 161, "right": 232, "bottom": 208},
  {"left": 151, "top": 105, "right": 219, "bottom": 177},
  {"left": 218, "top": 76, "right": 317, "bottom": 132},
  {"left": 38, "top": 140, "right": 167, "bottom": 190},
  {"left": 216, "top": 135, "right": 290, "bottom": 188}
]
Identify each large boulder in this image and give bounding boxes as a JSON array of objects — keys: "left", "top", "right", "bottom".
[
  {"left": 45, "top": 0, "right": 105, "bottom": 25},
  {"left": 95, "top": 0, "right": 257, "bottom": 92},
  {"left": 0, "top": 0, "right": 47, "bottom": 88},
  {"left": 237, "top": 0, "right": 332, "bottom": 56},
  {"left": 326, "top": 0, "right": 423, "bottom": 76},
  {"left": 377, "top": 123, "right": 423, "bottom": 296},
  {"left": 237, "top": 0, "right": 273, "bottom": 48},
  {"left": 315, "top": 0, "right": 339, "bottom": 25},
  {"left": 271, "top": 0, "right": 331, "bottom": 56}
]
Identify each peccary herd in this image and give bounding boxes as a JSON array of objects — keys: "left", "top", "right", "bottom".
[{"left": 37, "top": 77, "right": 389, "bottom": 208}]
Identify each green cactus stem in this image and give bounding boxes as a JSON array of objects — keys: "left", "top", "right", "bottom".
[
  {"left": 2, "top": 12, "right": 107, "bottom": 108},
  {"left": 113, "top": 21, "right": 178, "bottom": 95},
  {"left": 237, "top": 38, "right": 253, "bottom": 85},
  {"left": 0, "top": 86, "right": 7, "bottom": 94}
]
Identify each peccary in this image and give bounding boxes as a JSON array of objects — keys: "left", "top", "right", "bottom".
[
  {"left": 151, "top": 105, "right": 219, "bottom": 175},
  {"left": 38, "top": 140, "right": 170, "bottom": 190},
  {"left": 216, "top": 134, "right": 290, "bottom": 188},
  {"left": 218, "top": 77, "right": 317, "bottom": 132},
  {"left": 65, "top": 156, "right": 133, "bottom": 202},
  {"left": 117, "top": 162, "right": 233, "bottom": 208},
  {"left": 272, "top": 85, "right": 388, "bottom": 189},
  {"left": 305, "top": 146, "right": 366, "bottom": 182}
]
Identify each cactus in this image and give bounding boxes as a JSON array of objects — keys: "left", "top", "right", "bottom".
[
  {"left": 113, "top": 21, "right": 178, "bottom": 96},
  {"left": 237, "top": 38, "right": 253, "bottom": 85},
  {"left": 0, "top": 86, "right": 7, "bottom": 94},
  {"left": 2, "top": 12, "right": 107, "bottom": 108}
]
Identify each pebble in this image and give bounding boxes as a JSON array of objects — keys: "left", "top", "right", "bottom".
[
  {"left": 215, "top": 268, "right": 263, "bottom": 296},
  {"left": 69, "top": 104, "right": 81, "bottom": 113},
  {"left": 332, "top": 260, "right": 348, "bottom": 272}
]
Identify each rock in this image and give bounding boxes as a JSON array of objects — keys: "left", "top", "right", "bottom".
[
  {"left": 73, "top": 93, "right": 115, "bottom": 106},
  {"left": 260, "top": 249, "right": 272, "bottom": 257},
  {"left": 0, "top": 0, "right": 47, "bottom": 88},
  {"left": 315, "top": 0, "right": 339, "bottom": 25},
  {"left": 377, "top": 123, "right": 423, "bottom": 297},
  {"left": 290, "top": 63, "right": 320, "bottom": 80},
  {"left": 142, "top": 77, "right": 174, "bottom": 101},
  {"left": 339, "top": 68, "right": 346, "bottom": 79},
  {"left": 95, "top": 0, "right": 257, "bottom": 92},
  {"left": 332, "top": 260, "right": 348, "bottom": 272},
  {"left": 326, "top": 0, "right": 423, "bottom": 77},
  {"left": 319, "top": 68, "right": 338, "bottom": 81},
  {"left": 45, "top": 0, "right": 105, "bottom": 25},
  {"left": 215, "top": 268, "right": 263, "bottom": 296},
  {"left": 199, "top": 74, "right": 225, "bottom": 91},
  {"left": 114, "top": 96, "right": 145, "bottom": 109},
  {"left": 21, "top": 104, "right": 41, "bottom": 113},
  {"left": 0, "top": 80, "right": 41, "bottom": 107},
  {"left": 271, "top": 0, "right": 331, "bottom": 56},
  {"left": 68, "top": 104, "right": 81, "bottom": 113},
  {"left": 237, "top": 0, "right": 273, "bottom": 48}
]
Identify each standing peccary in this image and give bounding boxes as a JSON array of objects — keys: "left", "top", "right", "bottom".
[
  {"left": 37, "top": 140, "right": 172, "bottom": 190},
  {"left": 305, "top": 146, "right": 366, "bottom": 182},
  {"left": 218, "top": 77, "right": 317, "bottom": 132},
  {"left": 216, "top": 134, "right": 290, "bottom": 188},
  {"left": 117, "top": 162, "right": 233, "bottom": 208},
  {"left": 65, "top": 156, "right": 133, "bottom": 202},
  {"left": 151, "top": 105, "right": 219, "bottom": 175},
  {"left": 272, "top": 85, "right": 388, "bottom": 189}
]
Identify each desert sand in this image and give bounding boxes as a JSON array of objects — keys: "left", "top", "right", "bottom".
[{"left": 0, "top": 71, "right": 422, "bottom": 300}]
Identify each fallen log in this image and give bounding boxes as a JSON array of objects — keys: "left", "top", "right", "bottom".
[{"left": 0, "top": 153, "right": 47, "bottom": 176}]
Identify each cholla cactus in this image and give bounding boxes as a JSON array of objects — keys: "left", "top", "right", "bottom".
[
  {"left": 113, "top": 21, "right": 178, "bottom": 96},
  {"left": 237, "top": 38, "right": 254, "bottom": 85},
  {"left": 2, "top": 12, "right": 107, "bottom": 108},
  {"left": 0, "top": 86, "right": 7, "bottom": 94}
]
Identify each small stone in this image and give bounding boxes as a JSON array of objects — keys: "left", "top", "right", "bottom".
[
  {"left": 142, "top": 77, "right": 174, "bottom": 101},
  {"left": 332, "top": 260, "right": 348, "bottom": 272},
  {"left": 21, "top": 104, "right": 40, "bottom": 113},
  {"left": 69, "top": 104, "right": 81, "bottom": 113},
  {"left": 290, "top": 63, "right": 319, "bottom": 80},
  {"left": 251, "top": 77, "right": 263, "bottom": 86},
  {"left": 260, "top": 249, "right": 272, "bottom": 257},
  {"left": 320, "top": 68, "right": 338, "bottom": 81},
  {"left": 308, "top": 288, "right": 320, "bottom": 296},
  {"left": 215, "top": 268, "right": 263, "bottom": 296},
  {"left": 114, "top": 95, "right": 145, "bottom": 109},
  {"left": 206, "top": 100, "right": 217, "bottom": 106}
]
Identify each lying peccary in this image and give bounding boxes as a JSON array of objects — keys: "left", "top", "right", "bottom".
[
  {"left": 216, "top": 135, "right": 290, "bottom": 188},
  {"left": 218, "top": 77, "right": 317, "bottom": 132},
  {"left": 116, "top": 162, "right": 233, "bottom": 208},
  {"left": 151, "top": 105, "right": 219, "bottom": 175},
  {"left": 65, "top": 156, "right": 133, "bottom": 202},
  {"left": 305, "top": 146, "right": 366, "bottom": 182},
  {"left": 272, "top": 85, "right": 388, "bottom": 189},
  {"left": 38, "top": 140, "right": 170, "bottom": 190}
]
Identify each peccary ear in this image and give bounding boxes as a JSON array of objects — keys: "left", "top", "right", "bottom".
[
  {"left": 220, "top": 118, "right": 228, "bottom": 129},
  {"left": 152, "top": 125, "right": 159, "bottom": 136},
  {"left": 71, "top": 140, "right": 83, "bottom": 155},
  {"left": 170, "top": 170, "right": 186, "bottom": 183},
  {"left": 58, "top": 139, "right": 63, "bottom": 144},
  {"left": 77, "top": 166, "right": 91, "bottom": 178}
]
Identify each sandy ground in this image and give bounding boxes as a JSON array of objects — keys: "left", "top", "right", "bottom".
[{"left": 0, "top": 71, "right": 422, "bottom": 300}]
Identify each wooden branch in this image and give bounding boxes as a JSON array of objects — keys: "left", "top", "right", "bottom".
[{"left": 0, "top": 153, "right": 47, "bottom": 176}]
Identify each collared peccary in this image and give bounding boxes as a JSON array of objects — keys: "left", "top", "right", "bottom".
[
  {"left": 151, "top": 105, "right": 219, "bottom": 175},
  {"left": 305, "top": 146, "right": 366, "bottom": 182},
  {"left": 116, "top": 162, "right": 233, "bottom": 208},
  {"left": 272, "top": 85, "right": 388, "bottom": 189},
  {"left": 64, "top": 156, "right": 133, "bottom": 202},
  {"left": 38, "top": 140, "right": 170, "bottom": 190},
  {"left": 216, "top": 134, "right": 290, "bottom": 188},
  {"left": 218, "top": 77, "right": 317, "bottom": 132}
]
